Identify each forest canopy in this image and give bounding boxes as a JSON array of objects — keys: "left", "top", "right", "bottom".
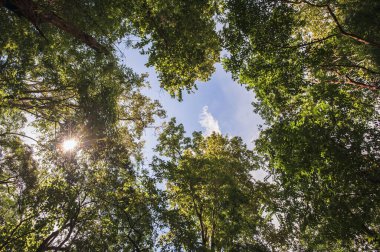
[{"left": 0, "top": 0, "right": 379, "bottom": 251}]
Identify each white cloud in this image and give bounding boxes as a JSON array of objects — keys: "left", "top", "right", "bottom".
[{"left": 199, "top": 106, "right": 221, "bottom": 136}]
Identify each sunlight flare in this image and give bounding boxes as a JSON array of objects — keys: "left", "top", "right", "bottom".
[{"left": 62, "top": 139, "right": 78, "bottom": 152}]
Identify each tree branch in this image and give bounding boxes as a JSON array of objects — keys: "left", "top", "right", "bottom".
[
  {"left": 281, "top": 1, "right": 380, "bottom": 49},
  {"left": 325, "top": 5, "right": 380, "bottom": 49},
  {"left": 0, "top": 132, "right": 40, "bottom": 143},
  {"left": 344, "top": 75, "right": 379, "bottom": 91},
  {"left": 2, "top": 0, "right": 109, "bottom": 54}
]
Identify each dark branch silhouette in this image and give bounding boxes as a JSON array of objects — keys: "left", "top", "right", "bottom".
[{"left": 0, "top": 0, "right": 109, "bottom": 54}]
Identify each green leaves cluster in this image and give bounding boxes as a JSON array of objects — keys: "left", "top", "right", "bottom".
[{"left": 152, "top": 119, "right": 271, "bottom": 251}]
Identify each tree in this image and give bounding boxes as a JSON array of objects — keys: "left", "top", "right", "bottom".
[
  {"left": 0, "top": 59, "right": 165, "bottom": 250},
  {"left": 152, "top": 119, "right": 272, "bottom": 251},
  {"left": 0, "top": 0, "right": 221, "bottom": 101},
  {"left": 0, "top": 1, "right": 222, "bottom": 249},
  {"left": 255, "top": 97, "right": 380, "bottom": 249},
  {"left": 219, "top": 0, "right": 380, "bottom": 249},
  {"left": 0, "top": 132, "right": 162, "bottom": 251},
  {"left": 221, "top": 0, "right": 380, "bottom": 120}
]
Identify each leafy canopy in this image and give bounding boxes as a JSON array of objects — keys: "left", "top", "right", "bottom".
[{"left": 152, "top": 119, "right": 272, "bottom": 251}]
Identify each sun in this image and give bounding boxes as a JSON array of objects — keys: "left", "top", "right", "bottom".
[{"left": 62, "top": 139, "right": 78, "bottom": 152}]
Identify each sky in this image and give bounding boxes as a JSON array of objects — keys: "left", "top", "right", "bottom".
[{"left": 120, "top": 48, "right": 267, "bottom": 181}]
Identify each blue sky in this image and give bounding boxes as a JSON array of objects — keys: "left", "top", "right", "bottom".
[{"left": 121, "top": 48, "right": 266, "bottom": 180}]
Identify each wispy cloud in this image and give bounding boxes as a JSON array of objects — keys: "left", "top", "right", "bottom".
[{"left": 199, "top": 106, "right": 221, "bottom": 136}]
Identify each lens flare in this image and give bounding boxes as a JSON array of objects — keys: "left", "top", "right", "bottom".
[{"left": 62, "top": 139, "right": 78, "bottom": 152}]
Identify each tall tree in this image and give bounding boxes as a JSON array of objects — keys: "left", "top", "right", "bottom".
[
  {"left": 221, "top": 0, "right": 379, "bottom": 120},
  {"left": 255, "top": 90, "right": 380, "bottom": 249},
  {"left": 152, "top": 119, "right": 272, "bottom": 251},
  {"left": 0, "top": 0, "right": 221, "bottom": 101},
  {"left": 1, "top": 1, "right": 221, "bottom": 249},
  {"left": 219, "top": 0, "right": 380, "bottom": 249},
  {"left": 0, "top": 58, "right": 165, "bottom": 250}
]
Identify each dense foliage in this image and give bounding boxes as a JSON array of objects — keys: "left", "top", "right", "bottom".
[
  {"left": 1, "top": 0, "right": 379, "bottom": 251},
  {"left": 221, "top": 0, "right": 380, "bottom": 250},
  {"left": 152, "top": 119, "right": 274, "bottom": 251}
]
